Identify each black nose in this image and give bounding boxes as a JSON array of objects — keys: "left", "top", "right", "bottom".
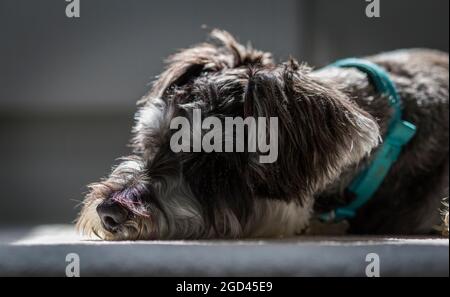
[{"left": 96, "top": 200, "right": 129, "bottom": 232}]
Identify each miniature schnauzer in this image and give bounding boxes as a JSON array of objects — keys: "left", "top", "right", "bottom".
[{"left": 77, "top": 30, "right": 449, "bottom": 240}]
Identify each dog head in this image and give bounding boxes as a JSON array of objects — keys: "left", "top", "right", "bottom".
[{"left": 76, "top": 30, "right": 379, "bottom": 240}]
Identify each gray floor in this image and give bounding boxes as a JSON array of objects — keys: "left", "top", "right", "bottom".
[{"left": 0, "top": 225, "right": 448, "bottom": 277}]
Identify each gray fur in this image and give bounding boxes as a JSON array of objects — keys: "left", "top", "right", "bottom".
[{"left": 77, "top": 31, "right": 449, "bottom": 240}]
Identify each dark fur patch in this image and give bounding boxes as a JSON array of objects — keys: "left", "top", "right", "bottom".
[{"left": 78, "top": 31, "right": 449, "bottom": 239}]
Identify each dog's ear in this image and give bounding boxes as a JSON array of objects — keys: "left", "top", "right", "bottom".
[
  {"left": 141, "top": 30, "right": 273, "bottom": 103},
  {"left": 245, "top": 60, "right": 380, "bottom": 197}
]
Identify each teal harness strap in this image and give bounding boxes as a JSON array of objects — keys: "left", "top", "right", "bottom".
[{"left": 319, "top": 58, "right": 417, "bottom": 222}]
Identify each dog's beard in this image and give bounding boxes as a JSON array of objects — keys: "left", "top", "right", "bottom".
[
  {"left": 76, "top": 157, "right": 158, "bottom": 240},
  {"left": 76, "top": 155, "right": 209, "bottom": 240},
  {"left": 76, "top": 198, "right": 156, "bottom": 241}
]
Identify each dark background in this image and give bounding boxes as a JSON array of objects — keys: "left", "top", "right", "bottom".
[{"left": 0, "top": 0, "right": 448, "bottom": 226}]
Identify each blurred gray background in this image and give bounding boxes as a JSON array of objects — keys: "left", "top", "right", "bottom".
[{"left": 0, "top": 0, "right": 448, "bottom": 226}]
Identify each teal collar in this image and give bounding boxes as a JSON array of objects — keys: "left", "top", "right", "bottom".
[{"left": 319, "top": 58, "right": 417, "bottom": 222}]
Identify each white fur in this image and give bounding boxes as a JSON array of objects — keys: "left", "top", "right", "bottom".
[{"left": 244, "top": 199, "right": 313, "bottom": 238}]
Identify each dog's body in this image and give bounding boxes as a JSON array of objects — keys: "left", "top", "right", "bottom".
[
  {"left": 314, "top": 50, "right": 449, "bottom": 235},
  {"left": 77, "top": 31, "right": 449, "bottom": 240}
]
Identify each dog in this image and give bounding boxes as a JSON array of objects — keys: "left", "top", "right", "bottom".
[{"left": 77, "top": 30, "right": 449, "bottom": 240}]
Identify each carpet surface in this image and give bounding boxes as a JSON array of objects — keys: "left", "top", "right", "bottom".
[{"left": 0, "top": 225, "right": 448, "bottom": 277}]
